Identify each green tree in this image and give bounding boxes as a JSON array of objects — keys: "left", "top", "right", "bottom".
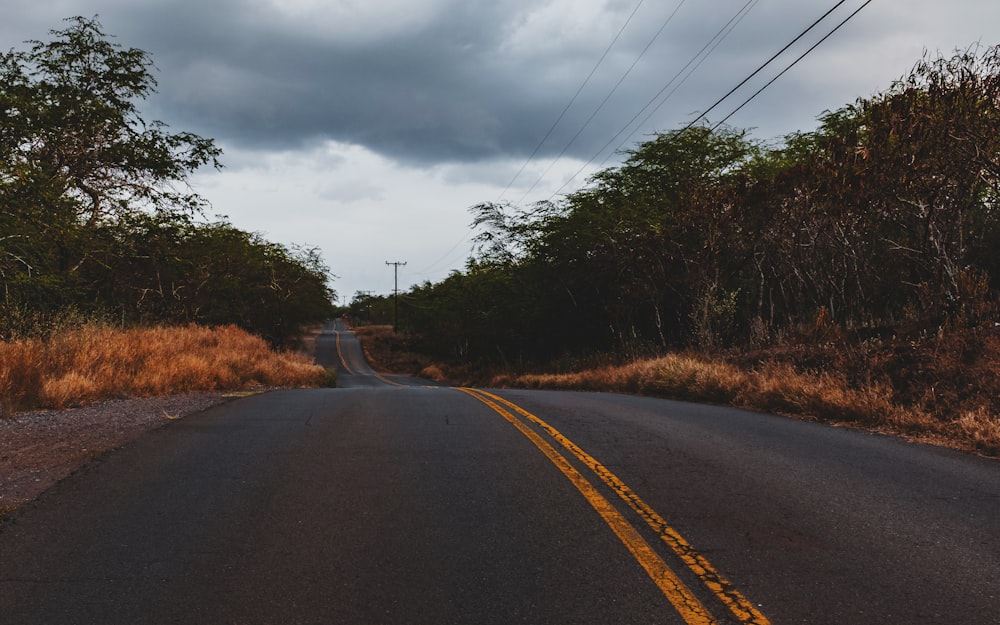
[
  {"left": 543, "top": 125, "right": 758, "bottom": 350},
  {"left": 0, "top": 16, "right": 221, "bottom": 296},
  {"left": 89, "top": 216, "right": 336, "bottom": 346},
  {"left": 1, "top": 17, "right": 337, "bottom": 343}
]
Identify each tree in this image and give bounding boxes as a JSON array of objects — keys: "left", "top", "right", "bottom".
[
  {"left": 402, "top": 46, "right": 1000, "bottom": 367},
  {"left": 87, "top": 215, "right": 336, "bottom": 346},
  {"left": 0, "top": 17, "right": 337, "bottom": 343},
  {"left": 748, "top": 46, "right": 1000, "bottom": 330},
  {"left": 0, "top": 16, "right": 221, "bottom": 284},
  {"left": 539, "top": 125, "right": 757, "bottom": 350}
]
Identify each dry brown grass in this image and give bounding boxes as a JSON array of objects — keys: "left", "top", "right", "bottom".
[
  {"left": 350, "top": 322, "right": 1000, "bottom": 456},
  {"left": 0, "top": 324, "right": 330, "bottom": 417},
  {"left": 490, "top": 345, "right": 999, "bottom": 457}
]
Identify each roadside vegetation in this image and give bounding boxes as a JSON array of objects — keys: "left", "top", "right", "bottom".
[
  {"left": 351, "top": 45, "right": 1000, "bottom": 457},
  {"left": 0, "top": 17, "right": 337, "bottom": 415},
  {"left": 1, "top": 17, "right": 336, "bottom": 348},
  {"left": 357, "top": 322, "right": 1000, "bottom": 456},
  {"left": 0, "top": 322, "right": 332, "bottom": 417}
]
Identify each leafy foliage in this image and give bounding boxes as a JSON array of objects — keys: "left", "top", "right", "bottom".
[
  {"left": 1, "top": 17, "right": 335, "bottom": 344},
  {"left": 399, "top": 45, "right": 1000, "bottom": 365}
]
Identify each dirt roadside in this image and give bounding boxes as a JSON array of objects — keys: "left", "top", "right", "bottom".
[
  {"left": 0, "top": 392, "right": 236, "bottom": 517},
  {"left": 0, "top": 325, "right": 328, "bottom": 517}
]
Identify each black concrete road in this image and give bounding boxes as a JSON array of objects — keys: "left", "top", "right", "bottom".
[{"left": 1, "top": 321, "right": 997, "bottom": 624}]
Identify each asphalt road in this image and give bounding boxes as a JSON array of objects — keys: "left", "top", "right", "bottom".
[{"left": 1, "top": 321, "right": 997, "bottom": 624}]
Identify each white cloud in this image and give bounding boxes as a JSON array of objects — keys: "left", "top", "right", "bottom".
[{"left": 189, "top": 137, "right": 599, "bottom": 298}]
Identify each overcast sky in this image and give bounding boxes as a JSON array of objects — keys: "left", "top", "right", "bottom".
[{"left": 3, "top": 1, "right": 998, "bottom": 300}]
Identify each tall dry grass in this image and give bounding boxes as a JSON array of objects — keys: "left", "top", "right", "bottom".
[
  {"left": 0, "top": 324, "right": 330, "bottom": 417},
  {"left": 352, "top": 321, "right": 1000, "bottom": 456},
  {"left": 489, "top": 351, "right": 999, "bottom": 456}
]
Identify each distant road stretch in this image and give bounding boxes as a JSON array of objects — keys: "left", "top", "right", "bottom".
[{"left": 2, "top": 320, "right": 997, "bottom": 624}]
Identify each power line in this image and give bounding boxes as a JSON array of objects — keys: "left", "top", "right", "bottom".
[
  {"left": 548, "top": 0, "right": 871, "bottom": 202},
  {"left": 711, "top": 0, "right": 874, "bottom": 130},
  {"left": 598, "top": 0, "right": 759, "bottom": 168},
  {"left": 496, "top": 0, "right": 649, "bottom": 202},
  {"left": 515, "top": 0, "right": 688, "bottom": 205},
  {"left": 409, "top": 230, "right": 475, "bottom": 279},
  {"left": 545, "top": 0, "right": 760, "bottom": 201},
  {"left": 677, "top": 0, "right": 852, "bottom": 134},
  {"left": 415, "top": 2, "right": 874, "bottom": 286}
]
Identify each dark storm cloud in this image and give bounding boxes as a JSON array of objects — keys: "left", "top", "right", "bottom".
[
  {"left": 1, "top": 1, "right": 972, "bottom": 166},
  {"left": 104, "top": 0, "right": 585, "bottom": 163}
]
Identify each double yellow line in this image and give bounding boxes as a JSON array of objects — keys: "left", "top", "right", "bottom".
[
  {"left": 457, "top": 388, "right": 770, "bottom": 625},
  {"left": 334, "top": 331, "right": 354, "bottom": 375},
  {"left": 335, "top": 331, "right": 407, "bottom": 387}
]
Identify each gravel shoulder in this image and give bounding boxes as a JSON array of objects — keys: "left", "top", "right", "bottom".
[
  {"left": 0, "top": 326, "right": 325, "bottom": 518},
  {"left": 0, "top": 393, "right": 238, "bottom": 516}
]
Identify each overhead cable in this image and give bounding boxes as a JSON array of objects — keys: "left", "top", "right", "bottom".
[
  {"left": 601, "top": 0, "right": 761, "bottom": 165},
  {"left": 546, "top": 0, "right": 759, "bottom": 201},
  {"left": 496, "top": 0, "right": 648, "bottom": 202},
  {"left": 549, "top": 0, "right": 870, "bottom": 202},
  {"left": 677, "top": 0, "right": 851, "bottom": 133},
  {"left": 711, "top": 0, "right": 874, "bottom": 130},
  {"left": 515, "top": 0, "right": 687, "bottom": 205}
]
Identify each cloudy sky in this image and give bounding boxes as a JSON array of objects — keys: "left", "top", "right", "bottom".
[{"left": 3, "top": 1, "right": 998, "bottom": 300}]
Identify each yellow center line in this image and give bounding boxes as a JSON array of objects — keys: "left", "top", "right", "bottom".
[
  {"left": 336, "top": 331, "right": 406, "bottom": 387},
  {"left": 457, "top": 387, "right": 718, "bottom": 625},
  {"left": 373, "top": 371, "right": 407, "bottom": 387},
  {"left": 469, "top": 389, "right": 771, "bottom": 625},
  {"left": 334, "top": 331, "right": 355, "bottom": 375}
]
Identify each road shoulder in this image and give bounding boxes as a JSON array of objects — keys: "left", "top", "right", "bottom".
[{"left": 0, "top": 393, "right": 232, "bottom": 516}]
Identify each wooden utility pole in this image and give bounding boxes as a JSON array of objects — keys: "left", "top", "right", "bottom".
[{"left": 385, "top": 261, "right": 407, "bottom": 332}]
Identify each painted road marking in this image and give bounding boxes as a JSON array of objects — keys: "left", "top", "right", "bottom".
[
  {"left": 335, "top": 330, "right": 409, "bottom": 387},
  {"left": 461, "top": 388, "right": 771, "bottom": 625},
  {"left": 334, "top": 331, "right": 355, "bottom": 375},
  {"left": 458, "top": 387, "right": 718, "bottom": 625},
  {"left": 373, "top": 370, "right": 407, "bottom": 387}
]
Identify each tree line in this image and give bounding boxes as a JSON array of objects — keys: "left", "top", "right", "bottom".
[
  {"left": 1, "top": 17, "right": 335, "bottom": 345},
  {"left": 357, "top": 45, "right": 1000, "bottom": 365}
]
